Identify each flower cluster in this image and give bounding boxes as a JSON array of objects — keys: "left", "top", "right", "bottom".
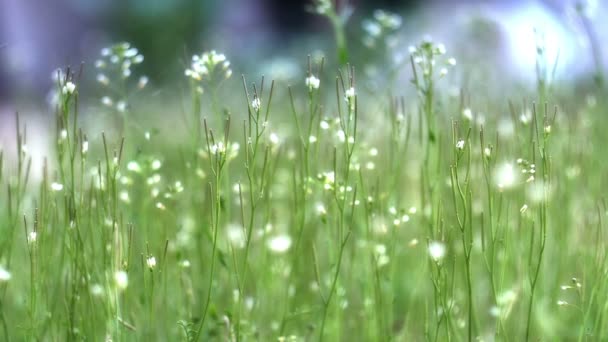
[
  {"left": 185, "top": 50, "right": 232, "bottom": 94},
  {"left": 409, "top": 39, "right": 457, "bottom": 79},
  {"left": 362, "top": 10, "right": 402, "bottom": 48},
  {"left": 305, "top": 75, "right": 320, "bottom": 91},
  {"left": 95, "top": 42, "right": 147, "bottom": 113}
]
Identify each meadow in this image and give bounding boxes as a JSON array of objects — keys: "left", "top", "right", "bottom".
[{"left": 1, "top": 3, "right": 607, "bottom": 341}]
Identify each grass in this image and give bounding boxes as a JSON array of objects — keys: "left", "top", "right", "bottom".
[{"left": 1, "top": 4, "right": 608, "bottom": 341}]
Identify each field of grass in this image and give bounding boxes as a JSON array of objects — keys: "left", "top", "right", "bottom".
[{"left": 1, "top": 4, "right": 608, "bottom": 341}]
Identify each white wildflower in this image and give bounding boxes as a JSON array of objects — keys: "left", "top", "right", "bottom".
[
  {"left": 495, "top": 163, "right": 517, "bottom": 190},
  {"left": 462, "top": 108, "right": 473, "bottom": 121},
  {"left": 114, "top": 270, "right": 128, "bottom": 290},
  {"left": 138, "top": 76, "right": 149, "bottom": 89},
  {"left": 101, "top": 96, "right": 113, "bottom": 107},
  {"left": 0, "top": 266, "right": 11, "bottom": 282},
  {"left": 51, "top": 182, "right": 64, "bottom": 191},
  {"left": 520, "top": 204, "right": 528, "bottom": 214},
  {"left": 151, "top": 159, "right": 162, "bottom": 170},
  {"left": 119, "top": 191, "right": 130, "bottom": 203},
  {"left": 62, "top": 82, "right": 76, "bottom": 95},
  {"left": 269, "top": 133, "right": 280, "bottom": 145},
  {"left": 96, "top": 73, "right": 110, "bottom": 86},
  {"left": 344, "top": 87, "right": 356, "bottom": 100},
  {"left": 146, "top": 256, "right": 157, "bottom": 270},
  {"left": 251, "top": 97, "right": 261, "bottom": 111},
  {"left": 127, "top": 161, "right": 141, "bottom": 173},
  {"left": 90, "top": 284, "right": 104, "bottom": 296},
  {"left": 456, "top": 140, "right": 465, "bottom": 150},
  {"left": 210, "top": 142, "right": 226, "bottom": 155},
  {"left": 267, "top": 234, "right": 292, "bottom": 254},
  {"left": 27, "top": 231, "right": 38, "bottom": 244},
  {"left": 116, "top": 101, "right": 127, "bottom": 113},
  {"left": 305, "top": 75, "right": 320, "bottom": 90},
  {"left": 428, "top": 241, "right": 446, "bottom": 261}
]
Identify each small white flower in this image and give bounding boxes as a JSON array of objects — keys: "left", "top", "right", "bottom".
[
  {"left": 557, "top": 300, "right": 568, "bottom": 306},
  {"left": 484, "top": 147, "right": 491, "bottom": 157},
  {"left": 315, "top": 203, "right": 327, "bottom": 216},
  {"left": 51, "top": 182, "right": 64, "bottom": 191},
  {"left": 447, "top": 57, "right": 457, "bottom": 66},
  {"left": 210, "top": 142, "right": 226, "bottom": 155},
  {"left": 62, "top": 82, "right": 76, "bottom": 95},
  {"left": 375, "top": 243, "right": 387, "bottom": 256},
  {"left": 520, "top": 204, "right": 528, "bottom": 214},
  {"left": 462, "top": 108, "right": 473, "bottom": 121},
  {"left": 495, "top": 163, "right": 517, "bottom": 190},
  {"left": 90, "top": 284, "right": 104, "bottom": 296},
  {"left": 439, "top": 67, "right": 448, "bottom": 77},
  {"left": 308, "top": 135, "right": 317, "bottom": 143},
  {"left": 363, "top": 20, "right": 382, "bottom": 37},
  {"left": 428, "top": 241, "right": 446, "bottom": 261},
  {"left": 267, "top": 234, "right": 292, "bottom": 254},
  {"left": 336, "top": 130, "right": 346, "bottom": 142},
  {"left": 151, "top": 159, "right": 162, "bottom": 170},
  {"left": 345, "top": 87, "right": 356, "bottom": 100},
  {"left": 0, "top": 266, "right": 11, "bottom": 282},
  {"left": 27, "top": 231, "right": 37, "bottom": 244},
  {"left": 82, "top": 140, "right": 89, "bottom": 154},
  {"left": 305, "top": 75, "right": 320, "bottom": 90},
  {"left": 114, "top": 270, "right": 128, "bottom": 290},
  {"left": 127, "top": 161, "right": 141, "bottom": 173},
  {"left": 96, "top": 73, "right": 110, "bottom": 86},
  {"left": 369, "top": 147, "right": 378, "bottom": 156},
  {"left": 269, "top": 132, "right": 280, "bottom": 145},
  {"left": 125, "top": 47, "right": 138, "bottom": 58},
  {"left": 456, "top": 140, "right": 465, "bottom": 150},
  {"left": 119, "top": 191, "right": 130, "bottom": 203},
  {"left": 320, "top": 120, "right": 330, "bottom": 130},
  {"left": 101, "top": 96, "right": 113, "bottom": 107},
  {"left": 520, "top": 110, "right": 532, "bottom": 124},
  {"left": 116, "top": 101, "right": 127, "bottom": 113},
  {"left": 436, "top": 43, "right": 447, "bottom": 55},
  {"left": 226, "top": 224, "right": 246, "bottom": 249},
  {"left": 251, "top": 97, "right": 261, "bottom": 111},
  {"left": 146, "top": 256, "right": 157, "bottom": 269},
  {"left": 138, "top": 76, "right": 149, "bottom": 89}
]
